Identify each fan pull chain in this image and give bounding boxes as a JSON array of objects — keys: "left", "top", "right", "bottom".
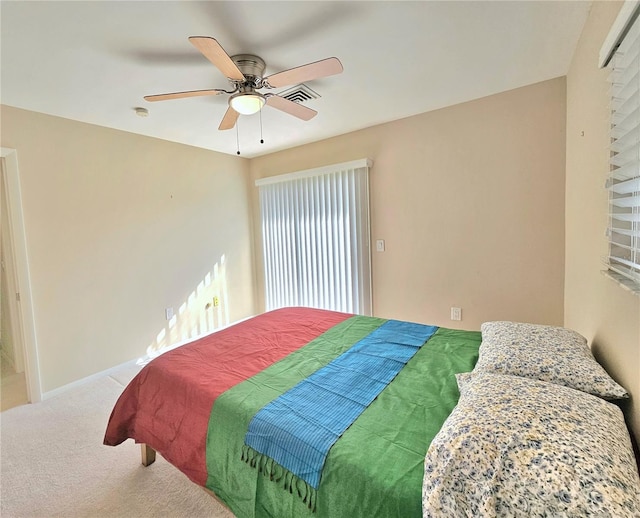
[
  {"left": 236, "top": 120, "right": 240, "bottom": 155},
  {"left": 260, "top": 109, "right": 264, "bottom": 144}
]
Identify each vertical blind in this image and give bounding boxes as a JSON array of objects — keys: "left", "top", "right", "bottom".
[
  {"left": 607, "top": 13, "right": 640, "bottom": 294},
  {"left": 257, "top": 159, "right": 372, "bottom": 315}
]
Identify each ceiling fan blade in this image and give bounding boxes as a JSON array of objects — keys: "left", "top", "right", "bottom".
[
  {"left": 264, "top": 57, "right": 343, "bottom": 88},
  {"left": 266, "top": 95, "right": 317, "bottom": 121},
  {"left": 219, "top": 107, "right": 239, "bottom": 130},
  {"left": 188, "top": 36, "right": 245, "bottom": 81},
  {"left": 144, "top": 89, "right": 226, "bottom": 102}
]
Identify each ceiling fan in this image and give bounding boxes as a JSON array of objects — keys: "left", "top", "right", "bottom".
[{"left": 144, "top": 37, "right": 343, "bottom": 131}]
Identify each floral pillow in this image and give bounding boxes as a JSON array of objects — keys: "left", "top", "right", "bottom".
[
  {"left": 473, "top": 321, "right": 628, "bottom": 399},
  {"left": 422, "top": 373, "right": 640, "bottom": 517}
]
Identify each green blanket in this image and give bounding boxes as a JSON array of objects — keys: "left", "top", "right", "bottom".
[{"left": 205, "top": 316, "right": 481, "bottom": 518}]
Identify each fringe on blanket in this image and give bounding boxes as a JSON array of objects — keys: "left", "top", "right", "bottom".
[{"left": 241, "top": 444, "right": 317, "bottom": 512}]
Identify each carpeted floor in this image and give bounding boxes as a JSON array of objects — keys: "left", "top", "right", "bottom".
[{"left": 0, "top": 362, "right": 235, "bottom": 518}]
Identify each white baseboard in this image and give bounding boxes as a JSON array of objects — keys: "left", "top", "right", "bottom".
[{"left": 42, "top": 358, "right": 140, "bottom": 401}]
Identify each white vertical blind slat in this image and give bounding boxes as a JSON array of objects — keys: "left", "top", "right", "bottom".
[
  {"left": 304, "top": 179, "right": 314, "bottom": 308},
  {"left": 276, "top": 186, "right": 285, "bottom": 307},
  {"left": 337, "top": 172, "right": 347, "bottom": 312},
  {"left": 354, "top": 170, "right": 365, "bottom": 312},
  {"left": 310, "top": 178, "right": 320, "bottom": 309},
  {"left": 343, "top": 171, "right": 354, "bottom": 312}
]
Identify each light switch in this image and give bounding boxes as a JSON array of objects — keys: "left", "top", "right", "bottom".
[{"left": 376, "top": 239, "right": 385, "bottom": 252}]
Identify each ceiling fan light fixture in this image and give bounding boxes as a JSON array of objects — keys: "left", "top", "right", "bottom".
[{"left": 230, "top": 92, "right": 265, "bottom": 115}]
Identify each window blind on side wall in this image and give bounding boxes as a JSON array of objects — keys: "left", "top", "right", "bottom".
[
  {"left": 257, "top": 159, "right": 372, "bottom": 315},
  {"left": 608, "top": 12, "right": 640, "bottom": 294}
]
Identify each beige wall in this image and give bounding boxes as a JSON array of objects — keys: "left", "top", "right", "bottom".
[
  {"left": 5, "top": 81, "right": 568, "bottom": 394},
  {"left": 250, "top": 78, "right": 567, "bottom": 330},
  {"left": 1, "top": 106, "right": 256, "bottom": 393},
  {"left": 565, "top": 1, "right": 640, "bottom": 443}
]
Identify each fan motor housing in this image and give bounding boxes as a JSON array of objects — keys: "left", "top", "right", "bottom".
[{"left": 231, "top": 54, "right": 266, "bottom": 79}]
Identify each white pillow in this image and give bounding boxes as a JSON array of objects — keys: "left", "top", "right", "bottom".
[{"left": 474, "top": 321, "right": 628, "bottom": 399}]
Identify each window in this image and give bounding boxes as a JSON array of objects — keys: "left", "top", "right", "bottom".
[
  {"left": 605, "top": 8, "right": 640, "bottom": 294},
  {"left": 256, "top": 159, "right": 372, "bottom": 315}
]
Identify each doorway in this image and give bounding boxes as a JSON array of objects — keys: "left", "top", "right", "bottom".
[
  {"left": 1, "top": 157, "right": 28, "bottom": 410},
  {"left": 0, "top": 148, "right": 41, "bottom": 407}
]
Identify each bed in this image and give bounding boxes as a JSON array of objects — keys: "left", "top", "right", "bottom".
[
  {"left": 104, "top": 307, "right": 640, "bottom": 517},
  {"left": 104, "top": 307, "right": 481, "bottom": 517}
]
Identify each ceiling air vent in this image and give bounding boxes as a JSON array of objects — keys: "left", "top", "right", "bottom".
[{"left": 279, "top": 84, "right": 320, "bottom": 103}]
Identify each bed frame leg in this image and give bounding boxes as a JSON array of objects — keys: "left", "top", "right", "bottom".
[{"left": 141, "top": 444, "right": 156, "bottom": 466}]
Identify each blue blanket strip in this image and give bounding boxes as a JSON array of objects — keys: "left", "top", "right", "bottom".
[{"left": 244, "top": 320, "right": 438, "bottom": 489}]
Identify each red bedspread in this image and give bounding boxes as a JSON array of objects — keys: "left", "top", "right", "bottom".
[{"left": 104, "top": 307, "right": 351, "bottom": 486}]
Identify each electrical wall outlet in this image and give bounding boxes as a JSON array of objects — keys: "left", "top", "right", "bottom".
[
  {"left": 450, "top": 307, "right": 462, "bottom": 321},
  {"left": 213, "top": 296, "right": 220, "bottom": 307}
]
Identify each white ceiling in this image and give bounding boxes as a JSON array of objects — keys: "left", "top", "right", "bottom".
[{"left": 1, "top": 1, "right": 591, "bottom": 158}]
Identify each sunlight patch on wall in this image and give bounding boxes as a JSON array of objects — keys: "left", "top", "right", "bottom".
[{"left": 137, "top": 254, "right": 230, "bottom": 364}]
